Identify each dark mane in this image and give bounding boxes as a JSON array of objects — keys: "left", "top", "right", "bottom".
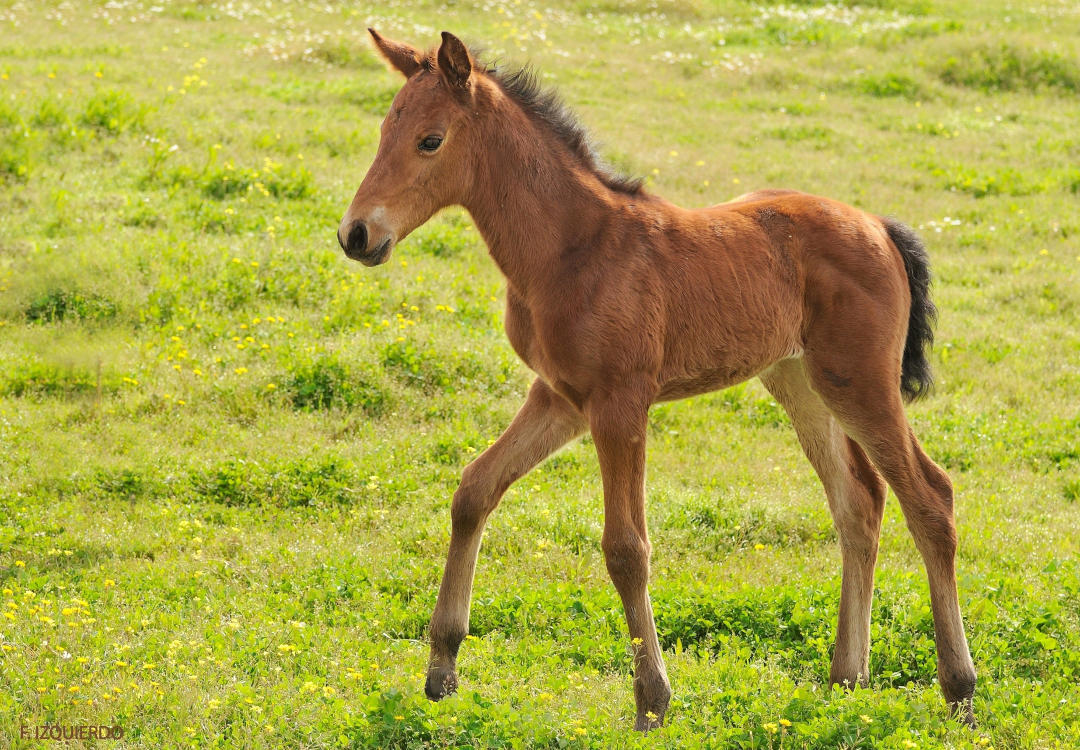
[{"left": 484, "top": 64, "right": 644, "bottom": 196}]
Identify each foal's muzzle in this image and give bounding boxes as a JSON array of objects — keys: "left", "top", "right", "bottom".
[{"left": 338, "top": 220, "right": 393, "bottom": 266}]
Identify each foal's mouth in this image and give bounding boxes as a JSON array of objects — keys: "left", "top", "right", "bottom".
[{"left": 347, "top": 237, "right": 393, "bottom": 266}]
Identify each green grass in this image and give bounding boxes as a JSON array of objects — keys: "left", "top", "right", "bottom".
[{"left": 2, "top": 0, "right": 1079, "bottom": 748}]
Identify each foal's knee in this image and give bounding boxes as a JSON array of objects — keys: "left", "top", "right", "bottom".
[
  {"left": 602, "top": 530, "right": 650, "bottom": 589},
  {"left": 834, "top": 468, "right": 886, "bottom": 551},
  {"left": 450, "top": 463, "right": 499, "bottom": 534},
  {"left": 835, "top": 511, "right": 882, "bottom": 562}
]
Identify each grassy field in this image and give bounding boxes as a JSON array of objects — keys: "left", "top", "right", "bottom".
[{"left": 2, "top": 0, "right": 1079, "bottom": 747}]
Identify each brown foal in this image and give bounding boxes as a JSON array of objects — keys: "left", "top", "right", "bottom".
[{"left": 338, "top": 29, "right": 977, "bottom": 731}]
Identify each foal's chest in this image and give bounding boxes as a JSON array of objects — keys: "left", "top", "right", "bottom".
[{"left": 503, "top": 289, "right": 591, "bottom": 409}]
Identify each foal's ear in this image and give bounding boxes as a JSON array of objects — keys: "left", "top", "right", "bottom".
[
  {"left": 437, "top": 31, "right": 473, "bottom": 90},
  {"left": 368, "top": 28, "right": 422, "bottom": 78}
]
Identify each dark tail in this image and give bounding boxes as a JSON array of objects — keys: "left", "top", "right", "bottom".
[{"left": 883, "top": 217, "right": 937, "bottom": 402}]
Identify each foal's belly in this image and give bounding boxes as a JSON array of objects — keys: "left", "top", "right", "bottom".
[
  {"left": 656, "top": 366, "right": 758, "bottom": 402},
  {"left": 655, "top": 332, "right": 804, "bottom": 403}
]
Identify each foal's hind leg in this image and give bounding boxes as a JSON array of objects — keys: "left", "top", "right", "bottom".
[
  {"left": 425, "top": 378, "right": 586, "bottom": 700},
  {"left": 804, "top": 357, "right": 977, "bottom": 725},
  {"left": 760, "top": 359, "right": 887, "bottom": 689}
]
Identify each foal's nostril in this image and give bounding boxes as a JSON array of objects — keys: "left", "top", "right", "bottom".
[
  {"left": 345, "top": 222, "right": 368, "bottom": 257},
  {"left": 336, "top": 227, "right": 346, "bottom": 252}
]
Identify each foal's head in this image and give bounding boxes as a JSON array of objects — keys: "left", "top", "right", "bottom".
[{"left": 337, "top": 30, "right": 479, "bottom": 266}]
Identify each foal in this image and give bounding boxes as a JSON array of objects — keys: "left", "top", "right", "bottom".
[{"left": 338, "top": 29, "right": 977, "bottom": 731}]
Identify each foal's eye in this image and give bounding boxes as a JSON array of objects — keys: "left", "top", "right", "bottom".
[{"left": 418, "top": 135, "right": 443, "bottom": 152}]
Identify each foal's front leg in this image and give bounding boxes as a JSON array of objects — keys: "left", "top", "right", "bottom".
[
  {"left": 588, "top": 389, "right": 671, "bottom": 731},
  {"left": 425, "top": 379, "right": 586, "bottom": 700}
]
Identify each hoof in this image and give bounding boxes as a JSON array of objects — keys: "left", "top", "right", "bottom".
[
  {"left": 942, "top": 670, "right": 976, "bottom": 728},
  {"left": 633, "top": 710, "right": 665, "bottom": 733},
  {"left": 632, "top": 679, "right": 671, "bottom": 732},
  {"left": 424, "top": 667, "right": 458, "bottom": 701},
  {"left": 949, "top": 698, "right": 977, "bottom": 729},
  {"left": 828, "top": 672, "right": 870, "bottom": 691}
]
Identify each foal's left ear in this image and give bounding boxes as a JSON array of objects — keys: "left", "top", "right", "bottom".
[
  {"left": 437, "top": 31, "right": 473, "bottom": 90},
  {"left": 368, "top": 28, "right": 422, "bottom": 78}
]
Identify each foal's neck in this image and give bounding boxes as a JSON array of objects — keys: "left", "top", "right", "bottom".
[{"left": 461, "top": 108, "right": 623, "bottom": 297}]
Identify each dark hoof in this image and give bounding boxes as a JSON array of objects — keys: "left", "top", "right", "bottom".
[
  {"left": 424, "top": 668, "right": 458, "bottom": 701},
  {"left": 633, "top": 711, "right": 665, "bottom": 733},
  {"left": 950, "top": 699, "right": 977, "bottom": 729},
  {"left": 632, "top": 680, "right": 671, "bottom": 732},
  {"left": 942, "top": 671, "right": 976, "bottom": 728},
  {"left": 828, "top": 673, "right": 870, "bottom": 691}
]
